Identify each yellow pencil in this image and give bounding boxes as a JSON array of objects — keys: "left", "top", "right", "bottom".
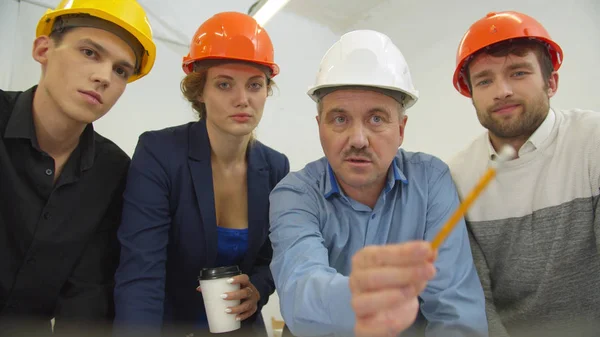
[{"left": 431, "top": 145, "right": 516, "bottom": 250}]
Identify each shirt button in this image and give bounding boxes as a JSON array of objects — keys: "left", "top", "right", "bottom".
[
  {"left": 43, "top": 212, "right": 51, "bottom": 220},
  {"left": 371, "top": 214, "right": 376, "bottom": 219},
  {"left": 27, "top": 257, "right": 36, "bottom": 264},
  {"left": 45, "top": 168, "right": 53, "bottom": 176}
]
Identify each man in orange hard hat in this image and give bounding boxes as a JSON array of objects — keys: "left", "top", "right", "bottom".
[
  {"left": 0, "top": 0, "right": 156, "bottom": 336},
  {"left": 448, "top": 11, "right": 600, "bottom": 337}
]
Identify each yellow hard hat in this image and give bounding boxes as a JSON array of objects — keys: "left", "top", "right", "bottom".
[{"left": 36, "top": 0, "right": 156, "bottom": 83}]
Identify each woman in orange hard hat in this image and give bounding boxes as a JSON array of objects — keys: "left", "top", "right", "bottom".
[{"left": 113, "top": 11, "right": 288, "bottom": 337}]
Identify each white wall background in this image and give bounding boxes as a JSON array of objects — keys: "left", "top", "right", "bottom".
[
  {"left": 0, "top": 0, "right": 338, "bottom": 171},
  {"left": 1, "top": 0, "right": 598, "bottom": 336},
  {"left": 347, "top": 0, "right": 600, "bottom": 161}
]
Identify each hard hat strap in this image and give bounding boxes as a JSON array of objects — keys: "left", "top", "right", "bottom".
[
  {"left": 192, "top": 59, "right": 273, "bottom": 80},
  {"left": 315, "top": 85, "right": 407, "bottom": 107}
]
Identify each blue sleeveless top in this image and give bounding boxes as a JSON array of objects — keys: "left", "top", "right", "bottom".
[{"left": 215, "top": 226, "right": 249, "bottom": 267}]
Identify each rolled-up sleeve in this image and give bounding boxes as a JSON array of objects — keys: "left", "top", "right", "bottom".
[
  {"left": 269, "top": 181, "right": 354, "bottom": 337},
  {"left": 421, "top": 163, "right": 488, "bottom": 337}
]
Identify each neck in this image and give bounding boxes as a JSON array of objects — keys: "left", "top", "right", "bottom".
[
  {"left": 32, "top": 85, "right": 86, "bottom": 158},
  {"left": 206, "top": 121, "right": 250, "bottom": 167},
  {"left": 488, "top": 108, "right": 552, "bottom": 158},
  {"left": 488, "top": 133, "right": 529, "bottom": 158},
  {"left": 339, "top": 177, "right": 386, "bottom": 209}
]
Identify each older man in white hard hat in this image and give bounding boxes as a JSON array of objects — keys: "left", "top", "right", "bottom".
[{"left": 269, "top": 30, "right": 487, "bottom": 337}]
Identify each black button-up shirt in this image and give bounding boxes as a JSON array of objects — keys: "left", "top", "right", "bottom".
[{"left": 0, "top": 86, "right": 130, "bottom": 336}]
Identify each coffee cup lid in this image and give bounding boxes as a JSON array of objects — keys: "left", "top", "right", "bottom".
[{"left": 198, "top": 265, "right": 241, "bottom": 281}]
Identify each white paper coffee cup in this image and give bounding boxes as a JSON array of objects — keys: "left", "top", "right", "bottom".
[{"left": 198, "top": 266, "right": 242, "bottom": 333}]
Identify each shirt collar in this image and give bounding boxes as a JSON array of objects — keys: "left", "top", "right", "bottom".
[
  {"left": 4, "top": 86, "right": 38, "bottom": 144},
  {"left": 487, "top": 108, "right": 555, "bottom": 159},
  {"left": 4, "top": 85, "right": 97, "bottom": 171},
  {"left": 324, "top": 157, "right": 408, "bottom": 199}
]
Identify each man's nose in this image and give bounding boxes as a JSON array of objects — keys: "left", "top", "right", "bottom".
[
  {"left": 493, "top": 78, "right": 514, "bottom": 101},
  {"left": 90, "top": 62, "right": 112, "bottom": 89},
  {"left": 347, "top": 123, "right": 369, "bottom": 149}
]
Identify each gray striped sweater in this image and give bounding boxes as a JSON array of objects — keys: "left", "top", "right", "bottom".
[{"left": 448, "top": 108, "right": 600, "bottom": 337}]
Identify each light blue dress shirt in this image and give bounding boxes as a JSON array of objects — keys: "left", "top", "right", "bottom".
[{"left": 269, "top": 149, "right": 488, "bottom": 337}]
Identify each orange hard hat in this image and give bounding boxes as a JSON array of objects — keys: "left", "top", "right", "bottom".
[
  {"left": 453, "top": 11, "right": 563, "bottom": 97},
  {"left": 182, "top": 12, "right": 279, "bottom": 77}
]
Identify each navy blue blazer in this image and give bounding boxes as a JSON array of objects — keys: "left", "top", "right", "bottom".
[{"left": 113, "top": 120, "right": 289, "bottom": 336}]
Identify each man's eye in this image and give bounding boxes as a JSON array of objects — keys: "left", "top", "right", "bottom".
[{"left": 82, "top": 49, "right": 96, "bottom": 57}]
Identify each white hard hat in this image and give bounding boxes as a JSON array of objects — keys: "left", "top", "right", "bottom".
[{"left": 307, "top": 30, "right": 419, "bottom": 109}]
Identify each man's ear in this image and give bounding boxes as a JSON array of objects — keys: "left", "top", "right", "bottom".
[
  {"left": 547, "top": 71, "right": 559, "bottom": 98},
  {"left": 32, "top": 36, "right": 52, "bottom": 66},
  {"left": 398, "top": 114, "right": 408, "bottom": 144}
]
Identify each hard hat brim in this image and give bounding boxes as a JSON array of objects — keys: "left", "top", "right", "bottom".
[{"left": 307, "top": 83, "right": 418, "bottom": 110}]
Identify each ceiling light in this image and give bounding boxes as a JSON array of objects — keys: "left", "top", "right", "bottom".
[{"left": 252, "top": 0, "right": 292, "bottom": 26}]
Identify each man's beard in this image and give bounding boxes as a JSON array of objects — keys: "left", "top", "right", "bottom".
[{"left": 475, "top": 91, "right": 549, "bottom": 139}]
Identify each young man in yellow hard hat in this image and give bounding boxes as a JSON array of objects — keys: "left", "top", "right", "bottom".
[
  {"left": 269, "top": 30, "right": 487, "bottom": 337},
  {"left": 0, "top": 0, "right": 155, "bottom": 336},
  {"left": 448, "top": 11, "right": 600, "bottom": 337}
]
